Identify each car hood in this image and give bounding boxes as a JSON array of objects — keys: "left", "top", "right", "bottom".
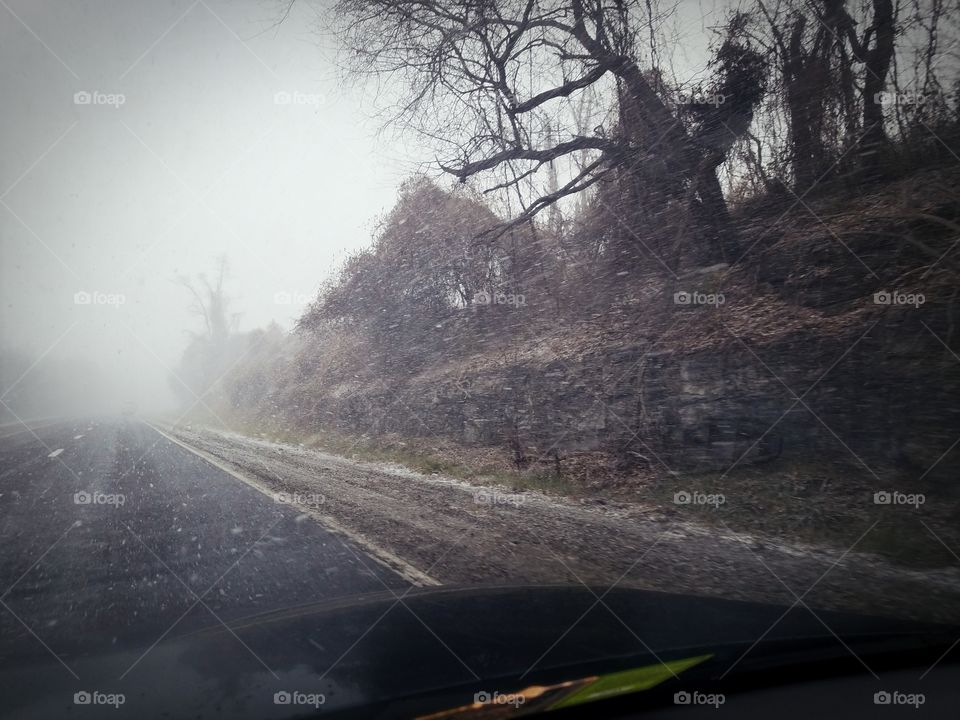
[{"left": 3, "top": 584, "right": 954, "bottom": 719}]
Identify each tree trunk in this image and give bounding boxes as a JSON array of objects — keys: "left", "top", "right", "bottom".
[
  {"left": 860, "top": 0, "right": 896, "bottom": 176},
  {"left": 694, "top": 154, "right": 741, "bottom": 263}
]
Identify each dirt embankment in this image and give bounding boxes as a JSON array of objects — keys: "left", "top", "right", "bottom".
[{"left": 164, "top": 422, "right": 960, "bottom": 625}]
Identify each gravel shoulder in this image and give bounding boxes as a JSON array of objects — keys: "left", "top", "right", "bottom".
[{"left": 162, "top": 421, "right": 960, "bottom": 625}]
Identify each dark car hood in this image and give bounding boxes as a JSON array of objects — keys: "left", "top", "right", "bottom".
[{"left": 3, "top": 585, "right": 954, "bottom": 719}]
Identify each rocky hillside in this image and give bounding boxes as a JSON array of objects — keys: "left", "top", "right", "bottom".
[{"left": 192, "top": 166, "right": 960, "bottom": 568}]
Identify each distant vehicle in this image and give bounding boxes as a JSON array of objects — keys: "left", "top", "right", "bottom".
[{"left": 121, "top": 401, "right": 137, "bottom": 417}]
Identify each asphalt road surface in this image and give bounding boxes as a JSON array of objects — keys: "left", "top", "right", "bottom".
[
  {"left": 2, "top": 417, "right": 959, "bottom": 720},
  {"left": 0, "top": 417, "right": 408, "bottom": 677}
]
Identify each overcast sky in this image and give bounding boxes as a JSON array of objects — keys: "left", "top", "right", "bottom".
[
  {"left": 0, "top": 0, "right": 431, "bottom": 411},
  {"left": 0, "top": 0, "right": 722, "bottom": 415}
]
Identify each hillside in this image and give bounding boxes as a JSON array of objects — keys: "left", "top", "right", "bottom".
[{"left": 187, "top": 165, "right": 960, "bottom": 569}]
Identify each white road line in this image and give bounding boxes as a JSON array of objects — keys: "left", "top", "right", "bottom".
[
  {"left": 73, "top": 434, "right": 83, "bottom": 440},
  {"left": 47, "top": 448, "right": 63, "bottom": 458},
  {"left": 144, "top": 421, "right": 440, "bottom": 588}
]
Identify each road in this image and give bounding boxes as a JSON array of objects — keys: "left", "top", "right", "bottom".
[
  {"left": 0, "top": 417, "right": 408, "bottom": 675},
  {"left": 2, "top": 415, "right": 960, "bottom": 715},
  {"left": 167, "top": 423, "right": 960, "bottom": 627}
]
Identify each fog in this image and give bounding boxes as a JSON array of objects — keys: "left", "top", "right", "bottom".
[
  {"left": 0, "top": 0, "right": 719, "bottom": 422},
  {"left": 0, "top": 0, "right": 426, "bottom": 420}
]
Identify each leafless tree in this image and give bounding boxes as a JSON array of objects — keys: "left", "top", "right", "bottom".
[
  {"left": 175, "top": 254, "right": 237, "bottom": 346},
  {"left": 173, "top": 255, "right": 241, "bottom": 402},
  {"left": 335, "top": 0, "right": 765, "bottom": 263}
]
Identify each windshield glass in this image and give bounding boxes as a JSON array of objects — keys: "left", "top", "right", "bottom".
[{"left": 1, "top": 0, "right": 958, "bottom": 718}]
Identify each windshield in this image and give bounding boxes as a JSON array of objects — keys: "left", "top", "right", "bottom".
[{"left": 1, "top": 0, "right": 958, "bottom": 718}]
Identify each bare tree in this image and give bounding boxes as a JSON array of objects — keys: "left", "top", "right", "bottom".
[
  {"left": 175, "top": 254, "right": 237, "bottom": 347},
  {"left": 335, "top": 0, "right": 764, "bottom": 263},
  {"left": 846, "top": 0, "right": 896, "bottom": 172},
  {"left": 755, "top": 0, "right": 903, "bottom": 187},
  {"left": 173, "top": 255, "right": 240, "bottom": 402}
]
